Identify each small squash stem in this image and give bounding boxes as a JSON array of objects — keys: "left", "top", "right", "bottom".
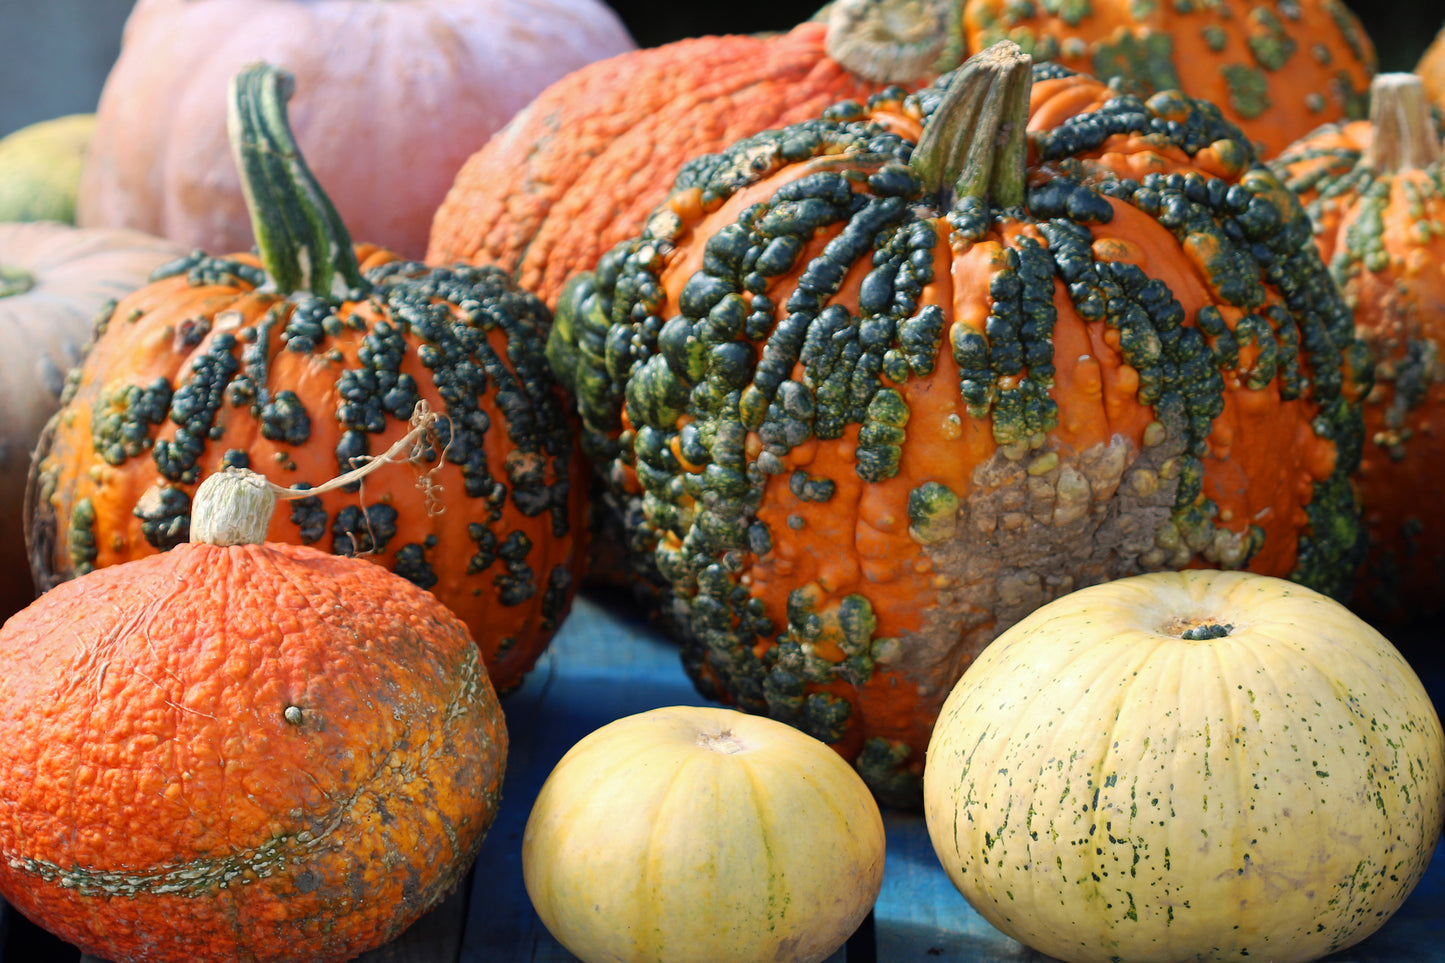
[
  {"left": 0, "top": 263, "right": 35, "bottom": 299},
  {"left": 1362, "top": 73, "right": 1443, "bottom": 174},
  {"left": 824, "top": 0, "right": 962, "bottom": 83},
  {"left": 227, "top": 61, "right": 367, "bottom": 300},
  {"left": 909, "top": 40, "right": 1033, "bottom": 211},
  {"left": 190, "top": 402, "right": 441, "bottom": 548}
]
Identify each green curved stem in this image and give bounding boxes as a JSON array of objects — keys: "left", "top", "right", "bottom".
[
  {"left": 227, "top": 61, "right": 367, "bottom": 299},
  {"left": 910, "top": 39, "right": 1033, "bottom": 211},
  {"left": 0, "top": 263, "right": 36, "bottom": 299}
]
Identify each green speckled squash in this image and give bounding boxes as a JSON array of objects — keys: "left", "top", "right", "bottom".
[
  {"left": 924, "top": 569, "right": 1445, "bottom": 963},
  {"left": 548, "top": 42, "right": 1369, "bottom": 806},
  {"left": 961, "top": 0, "right": 1376, "bottom": 158},
  {"left": 26, "top": 63, "right": 587, "bottom": 692}
]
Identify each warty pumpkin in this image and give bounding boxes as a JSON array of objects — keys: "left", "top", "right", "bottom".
[
  {"left": 961, "top": 0, "right": 1378, "bottom": 158},
  {"left": 28, "top": 63, "right": 588, "bottom": 693},
  {"left": 426, "top": 0, "right": 961, "bottom": 309},
  {"left": 523, "top": 705, "right": 886, "bottom": 963},
  {"left": 924, "top": 570, "right": 1445, "bottom": 963},
  {"left": 0, "top": 221, "right": 181, "bottom": 621},
  {"left": 0, "top": 445, "right": 508, "bottom": 963},
  {"left": 546, "top": 41, "right": 1370, "bottom": 805},
  {"left": 1271, "top": 73, "right": 1445, "bottom": 623},
  {"left": 77, "top": 0, "right": 636, "bottom": 260}
]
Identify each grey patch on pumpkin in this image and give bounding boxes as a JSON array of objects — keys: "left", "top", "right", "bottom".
[{"left": 897, "top": 432, "right": 1183, "bottom": 699}]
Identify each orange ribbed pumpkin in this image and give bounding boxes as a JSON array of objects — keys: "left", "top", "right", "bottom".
[
  {"left": 1272, "top": 72, "right": 1445, "bottom": 623},
  {"left": 27, "top": 64, "right": 587, "bottom": 692},
  {"left": 0, "top": 462, "right": 508, "bottom": 963}
]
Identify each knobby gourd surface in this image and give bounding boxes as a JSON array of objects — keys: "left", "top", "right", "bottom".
[{"left": 548, "top": 46, "right": 1369, "bottom": 805}]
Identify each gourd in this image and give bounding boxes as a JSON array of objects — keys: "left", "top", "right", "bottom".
[
  {"left": 0, "top": 431, "right": 509, "bottom": 963},
  {"left": 522, "top": 705, "right": 885, "bottom": 963},
  {"left": 28, "top": 62, "right": 587, "bottom": 693},
  {"left": 0, "top": 113, "right": 95, "bottom": 223},
  {"left": 1271, "top": 73, "right": 1445, "bottom": 622},
  {"left": 1417, "top": 23, "right": 1445, "bottom": 110},
  {"left": 961, "top": 0, "right": 1377, "bottom": 158},
  {"left": 77, "top": 0, "right": 636, "bottom": 260},
  {"left": 547, "top": 41, "right": 1370, "bottom": 806},
  {"left": 426, "top": 0, "right": 960, "bottom": 308},
  {"left": 0, "top": 221, "right": 181, "bottom": 620},
  {"left": 923, "top": 569, "right": 1445, "bottom": 963}
]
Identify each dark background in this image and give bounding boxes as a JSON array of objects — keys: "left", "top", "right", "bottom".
[{"left": 0, "top": 0, "right": 1440, "bottom": 137}]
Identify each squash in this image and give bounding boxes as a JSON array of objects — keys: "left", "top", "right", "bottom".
[
  {"left": 1271, "top": 73, "right": 1445, "bottom": 623},
  {"left": 28, "top": 63, "right": 588, "bottom": 693},
  {"left": 923, "top": 569, "right": 1445, "bottom": 963},
  {"left": 0, "top": 113, "right": 95, "bottom": 223},
  {"left": 0, "top": 432, "right": 509, "bottom": 963},
  {"left": 1416, "top": 22, "right": 1445, "bottom": 111},
  {"left": 962, "top": 0, "right": 1377, "bottom": 158},
  {"left": 0, "top": 220, "right": 181, "bottom": 621},
  {"left": 546, "top": 42, "right": 1370, "bottom": 806},
  {"left": 76, "top": 0, "right": 636, "bottom": 260},
  {"left": 426, "top": 0, "right": 960, "bottom": 308},
  {"left": 522, "top": 705, "right": 885, "bottom": 963}
]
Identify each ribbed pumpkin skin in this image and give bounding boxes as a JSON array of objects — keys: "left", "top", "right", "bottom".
[
  {"left": 428, "top": 22, "right": 911, "bottom": 309},
  {"left": 924, "top": 571, "right": 1445, "bottom": 963},
  {"left": 77, "top": 0, "right": 635, "bottom": 260},
  {"left": 26, "top": 249, "right": 587, "bottom": 692},
  {"left": 548, "top": 60, "right": 1367, "bottom": 805},
  {"left": 1271, "top": 92, "right": 1445, "bottom": 622},
  {"left": 0, "top": 222, "right": 181, "bottom": 621},
  {"left": 0, "top": 539, "right": 507, "bottom": 963},
  {"left": 962, "top": 0, "right": 1376, "bottom": 158}
]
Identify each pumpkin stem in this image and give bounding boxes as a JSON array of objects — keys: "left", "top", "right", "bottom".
[
  {"left": 227, "top": 61, "right": 368, "bottom": 300},
  {"left": 824, "top": 0, "right": 962, "bottom": 83},
  {"left": 189, "top": 402, "right": 441, "bottom": 547},
  {"left": 1362, "top": 73, "right": 1443, "bottom": 174},
  {"left": 0, "top": 263, "right": 35, "bottom": 299},
  {"left": 909, "top": 40, "right": 1033, "bottom": 211}
]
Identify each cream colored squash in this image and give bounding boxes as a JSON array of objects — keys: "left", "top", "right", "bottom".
[
  {"left": 522, "top": 705, "right": 886, "bottom": 963},
  {"left": 923, "top": 570, "right": 1445, "bottom": 963}
]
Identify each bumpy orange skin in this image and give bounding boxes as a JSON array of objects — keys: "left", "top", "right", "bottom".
[
  {"left": 427, "top": 22, "right": 910, "bottom": 308},
  {"left": 27, "top": 246, "right": 588, "bottom": 692},
  {"left": 963, "top": 0, "right": 1376, "bottom": 158},
  {"left": 0, "top": 540, "right": 507, "bottom": 963},
  {"left": 1274, "top": 118, "right": 1445, "bottom": 620}
]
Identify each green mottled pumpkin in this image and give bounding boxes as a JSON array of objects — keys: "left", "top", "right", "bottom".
[
  {"left": 547, "top": 42, "right": 1369, "bottom": 806},
  {"left": 26, "top": 63, "right": 587, "bottom": 693}
]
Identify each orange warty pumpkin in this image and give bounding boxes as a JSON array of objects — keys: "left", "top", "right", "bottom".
[
  {"left": 1272, "top": 73, "right": 1445, "bottom": 622},
  {"left": 547, "top": 43, "right": 1370, "bottom": 805},
  {"left": 27, "top": 64, "right": 587, "bottom": 692},
  {"left": 961, "top": 0, "right": 1377, "bottom": 158},
  {"left": 426, "top": 0, "right": 959, "bottom": 308},
  {"left": 0, "top": 459, "right": 508, "bottom": 963}
]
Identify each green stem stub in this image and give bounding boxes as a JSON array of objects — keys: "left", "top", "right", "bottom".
[
  {"left": 227, "top": 61, "right": 367, "bottom": 300},
  {"left": 0, "top": 263, "right": 36, "bottom": 299},
  {"left": 1180, "top": 622, "right": 1234, "bottom": 641},
  {"left": 910, "top": 39, "right": 1033, "bottom": 211}
]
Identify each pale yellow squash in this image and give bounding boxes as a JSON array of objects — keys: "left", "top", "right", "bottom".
[
  {"left": 523, "top": 705, "right": 886, "bottom": 963},
  {"left": 923, "top": 570, "right": 1445, "bottom": 963}
]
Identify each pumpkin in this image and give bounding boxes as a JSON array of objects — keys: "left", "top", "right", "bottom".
[
  {"left": 0, "top": 220, "right": 181, "bottom": 620},
  {"left": 1417, "top": 22, "right": 1445, "bottom": 110},
  {"left": 76, "top": 0, "right": 636, "bottom": 261},
  {"left": 0, "top": 113, "right": 95, "bottom": 223},
  {"left": 426, "top": 0, "right": 961, "bottom": 309},
  {"left": 28, "top": 62, "right": 588, "bottom": 693},
  {"left": 962, "top": 0, "right": 1377, "bottom": 158},
  {"left": 1271, "top": 73, "right": 1445, "bottom": 623},
  {"left": 0, "top": 442, "right": 509, "bottom": 963},
  {"left": 923, "top": 569, "right": 1445, "bottom": 963},
  {"left": 546, "top": 42, "right": 1370, "bottom": 806},
  {"left": 522, "top": 705, "right": 885, "bottom": 963}
]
